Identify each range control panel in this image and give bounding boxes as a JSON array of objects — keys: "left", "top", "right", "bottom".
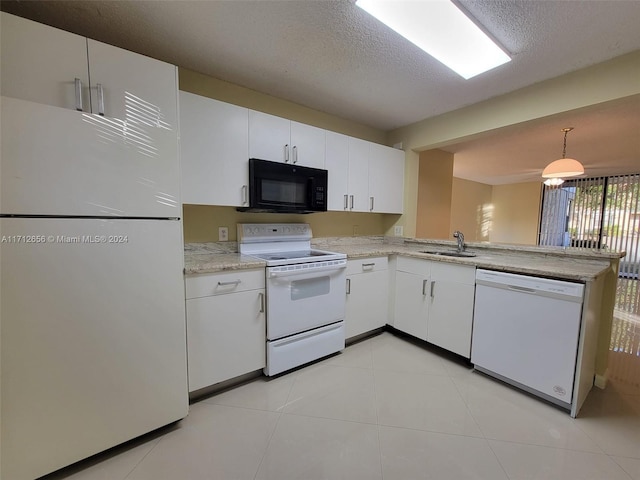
[{"left": 237, "top": 223, "right": 311, "bottom": 244}]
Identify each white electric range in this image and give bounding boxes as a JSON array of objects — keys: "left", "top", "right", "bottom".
[{"left": 238, "top": 224, "right": 347, "bottom": 375}]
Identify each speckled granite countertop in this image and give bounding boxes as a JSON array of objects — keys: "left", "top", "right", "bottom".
[
  {"left": 184, "top": 242, "right": 266, "bottom": 275},
  {"left": 185, "top": 236, "right": 623, "bottom": 281}
]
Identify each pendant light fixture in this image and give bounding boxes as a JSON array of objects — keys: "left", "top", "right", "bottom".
[{"left": 542, "top": 127, "right": 584, "bottom": 180}]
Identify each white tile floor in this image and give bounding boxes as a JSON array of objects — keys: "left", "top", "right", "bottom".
[{"left": 44, "top": 331, "right": 640, "bottom": 480}]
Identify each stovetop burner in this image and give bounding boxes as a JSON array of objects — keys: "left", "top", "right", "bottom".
[{"left": 238, "top": 223, "right": 347, "bottom": 266}]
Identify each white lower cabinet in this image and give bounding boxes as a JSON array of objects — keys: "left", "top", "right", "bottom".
[
  {"left": 393, "top": 258, "right": 430, "bottom": 340},
  {"left": 185, "top": 269, "right": 265, "bottom": 392},
  {"left": 345, "top": 257, "right": 389, "bottom": 339},
  {"left": 427, "top": 262, "right": 476, "bottom": 358},
  {"left": 393, "top": 256, "right": 475, "bottom": 358}
]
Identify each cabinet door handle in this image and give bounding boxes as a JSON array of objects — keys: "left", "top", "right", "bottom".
[
  {"left": 350, "top": 195, "right": 354, "bottom": 210},
  {"left": 430, "top": 280, "right": 435, "bottom": 299},
  {"left": 218, "top": 280, "right": 241, "bottom": 286},
  {"left": 74, "top": 78, "right": 83, "bottom": 111},
  {"left": 293, "top": 145, "right": 298, "bottom": 164},
  {"left": 422, "top": 279, "right": 428, "bottom": 296},
  {"left": 97, "top": 83, "right": 105, "bottom": 116},
  {"left": 259, "top": 292, "right": 265, "bottom": 313},
  {"left": 344, "top": 194, "right": 348, "bottom": 210},
  {"left": 346, "top": 278, "right": 351, "bottom": 294},
  {"left": 284, "top": 144, "right": 290, "bottom": 162},
  {"left": 242, "top": 185, "right": 248, "bottom": 205},
  {"left": 370, "top": 196, "right": 374, "bottom": 211}
]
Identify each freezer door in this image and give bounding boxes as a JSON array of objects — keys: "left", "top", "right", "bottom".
[
  {"left": 0, "top": 218, "right": 188, "bottom": 480},
  {"left": 0, "top": 96, "right": 180, "bottom": 217}
]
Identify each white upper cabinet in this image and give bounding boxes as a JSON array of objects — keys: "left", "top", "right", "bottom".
[
  {"left": 179, "top": 92, "right": 249, "bottom": 206},
  {"left": 347, "top": 137, "right": 371, "bottom": 212},
  {"left": 325, "top": 131, "right": 350, "bottom": 211},
  {"left": 1, "top": 12, "right": 90, "bottom": 110},
  {"left": 1, "top": 12, "right": 177, "bottom": 127},
  {"left": 369, "top": 143, "right": 405, "bottom": 214},
  {"left": 249, "top": 110, "right": 325, "bottom": 168},
  {"left": 290, "top": 121, "right": 326, "bottom": 168},
  {"left": 327, "top": 136, "right": 404, "bottom": 214},
  {"left": 248, "top": 110, "right": 291, "bottom": 162}
]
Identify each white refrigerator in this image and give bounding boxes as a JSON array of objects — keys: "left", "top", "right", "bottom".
[{"left": 0, "top": 96, "right": 189, "bottom": 480}]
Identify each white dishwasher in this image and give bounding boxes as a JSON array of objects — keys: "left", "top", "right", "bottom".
[{"left": 471, "top": 269, "right": 585, "bottom": 410}]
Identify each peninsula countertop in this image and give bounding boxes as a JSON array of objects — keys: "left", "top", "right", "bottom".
[{"left": 185, "top": 236, "right": 623, "bottom": 281}]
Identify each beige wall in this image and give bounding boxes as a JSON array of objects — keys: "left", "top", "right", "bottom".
[
  {"left": 388, "top": 51, "right": 640, "bottom": 238},
  {"left": 416, "top": 150, "right": 454, "bottom": 239},
  {"left": 489, "top": 182, "right": 542, "bottom": 245},
  {"left": 183, "top": 205, "right": 398, "bottom": 243},
  {"left": 179, "top": 68, "right": 387, "bottom": 145},
  {"left": 450, "top": 178, "right": 493, "bottom": 242}
]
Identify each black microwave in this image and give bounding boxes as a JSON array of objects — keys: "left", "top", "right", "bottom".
[{"left": 239, "top": 158, "right": 328, "bottom": 213}]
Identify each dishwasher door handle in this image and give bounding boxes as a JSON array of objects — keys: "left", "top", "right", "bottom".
[{"left": 507, "top": 285, "right": 537, "bottom": 294}]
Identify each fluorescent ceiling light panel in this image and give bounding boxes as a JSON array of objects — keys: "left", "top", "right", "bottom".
[{"left": 356, "top": 0, "right": 511, "bottom": 79}]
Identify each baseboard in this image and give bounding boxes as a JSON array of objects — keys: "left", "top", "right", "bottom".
[{"left": 594, "top": 369, "right": 609, "bottom": 389}]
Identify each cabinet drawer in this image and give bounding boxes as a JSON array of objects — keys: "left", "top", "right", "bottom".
[
  {"left": 345, "top": 256, "right": 388, "bottom": 275},
  {"left": 185, "top": 269, "right": 265, "bottom": 299},
  {"left": 431, "top": 262, "right": 476, "bottom": 285},
  {"left": 396, "top": 256, "right": 430, "bottom": 275}
]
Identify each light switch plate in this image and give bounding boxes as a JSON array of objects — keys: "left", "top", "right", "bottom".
[
  {"left": 394, "top": 226, "right": 403, "bottom": 236},
  {"left": 218, "top": 226, "right": 229, "bottom": 241}
]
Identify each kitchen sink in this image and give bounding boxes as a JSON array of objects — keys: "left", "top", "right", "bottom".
[{"left": 420, "top": 250, "right": 477, "bottom": 258}]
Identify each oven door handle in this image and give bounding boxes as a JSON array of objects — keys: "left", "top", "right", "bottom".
[{"left": 268, "top": 264, "right": 346, "bottom": 279}]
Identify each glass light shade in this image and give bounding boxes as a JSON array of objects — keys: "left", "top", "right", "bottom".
[
  {"left": 543, "top": 177, "right": 565, "bottom": 186},
  {"left": 541, "top": 158, "right": 584, "bottom": 178}
]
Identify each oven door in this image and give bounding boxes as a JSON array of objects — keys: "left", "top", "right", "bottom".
[{"left": 266, "top": 261, "right": 346, "bottom": 340}]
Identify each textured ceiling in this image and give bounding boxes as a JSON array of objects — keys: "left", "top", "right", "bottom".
[
  {"left": 445, "top": 95, "right": 640, "bottom": 185},
  {"left": 2, "top": 0, "right": 639, "bottom": 184}
]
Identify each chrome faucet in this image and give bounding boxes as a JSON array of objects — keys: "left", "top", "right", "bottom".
[{"left": 453, "top": 231, "right": 465, "bottom": 252}]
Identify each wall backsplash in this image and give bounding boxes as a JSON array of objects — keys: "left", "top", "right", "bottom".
[{"left": 183, "top": 204, "right": 400, "bottom": 243}]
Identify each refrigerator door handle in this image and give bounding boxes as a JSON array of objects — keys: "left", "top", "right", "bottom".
[
  {"left": 97, "top": 84, "right": 105, "bottom": 116},
  {"left": 74, "top": 78, "right": 83, "bottom": 111}
]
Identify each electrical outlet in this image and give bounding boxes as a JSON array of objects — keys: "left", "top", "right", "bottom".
[
  {"left": 218, "top": 226, "right": 229, "bottom": 242},
  {"left": 394, "top": 226, "right": 404, "bottom": 236},
  {"left": 353, "top": 225, "right": 359, "bottom": 236}
]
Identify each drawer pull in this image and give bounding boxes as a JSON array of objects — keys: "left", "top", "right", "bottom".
[
  {"left": 218, "top": 280, "right": 241, "bottom": 287},
  {"left": 362, "top": 263, "right": 375, "bottom": 270}
]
